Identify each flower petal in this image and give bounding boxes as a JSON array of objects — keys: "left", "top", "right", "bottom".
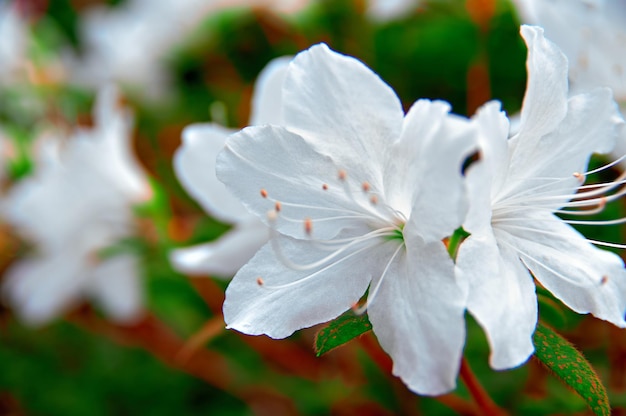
[
  {"left": 217, "top": 125, "right": 384, "bottom": 240},
  {"left": 2, "top": 254, "right": 87, "bottom": 326},
  {"left": 88, "top": 254, "right": 143, "bottom": 323},
  {"left": 170, "top": 219, "right": 268, "bottom": 277},
  {"left": 498, "top": 214, "right": 626, "bottom": 327},
  {"left": 503, "top": 88, "right": 623, "bottom": 206},
  {"left": 367, "top": 238, "right": 466, "bottom": 395},
  {"left": 457, "top": 232, "right": 537, "bottom": 370},
  {"left": 385, "top": 99, "right": 478, "bottom": 242},
  {"left": 513, "top": 25, "right": 569, "bottom": 147},
  {"left": 223, "top": 237, "right": 396, "bottom": 339},
  {"left": 175, "top": 123, "right": 251, "bottom": 224},
  {"left": 281, "top": 43, "right": 404, "bottom": 190},
  {"left": 249, "top": 56, "right": 292, "bottom": 126}
]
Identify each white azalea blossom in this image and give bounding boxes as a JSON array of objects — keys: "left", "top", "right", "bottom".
[
  {"left": 217, "top": 43, "right": 479, "bottom": 395},
  {"left": 170, "top": 56, "right": 291, "bottom": 277},
  {"left": 457, "top": 25, "right": 626, "bottom": 371},
  {"left": 2, "top": 85, "right": 151, "bottom": 326}
]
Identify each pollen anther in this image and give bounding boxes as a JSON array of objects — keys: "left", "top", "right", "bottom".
[
  {"left": 322, "top": 183, "right": 329, "bottom": 190},
  {"left": 370, "top": 195, "right": 378, "bottom": 204},
  {"left": 304, "top": 217, "right": 313, "bottom": 235},
  {"left": 256, "top": 277, "right": 264, "bottom": 286},
  {"left": 362, "top": 182, "right": 371, "bottom": 192},
  {"left": 573, "top": 172, "right": 585, "bottom": 183},
  {"left": 338, "top": 170, "right": 347, "bottom": 181},
  {"left": 275, "top": 201, "right": 282, "bottom": 212},
  {"left": 601, "top": 275, "right": 609, "bottom": 285},
  {"left": 260, "top": 189, "right": 268, "bottom": 198}
]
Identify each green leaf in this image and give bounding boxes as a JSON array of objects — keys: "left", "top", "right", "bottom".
[
  {"left": 533, "top": 322, "right": 610, "bottom": 416},
  {"left": 314, "top": 311, "right": 372, "bottom": 357}
]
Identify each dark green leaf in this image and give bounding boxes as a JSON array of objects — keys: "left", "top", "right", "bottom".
[
  {"left": 314, "top": 311, "right": 372, "bottom": 357},
  {"left": 533, "top": 322, "right": 610, "bottom": 416}
]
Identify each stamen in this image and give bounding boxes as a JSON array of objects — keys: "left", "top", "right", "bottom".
[
  {"left": 498, "top": 222, "right": 626, "bottom": 250},
  {"left": 322, "top": 183, "right": 328, "bottom": 191},
  {"left": 259, "top": 243, "right": 379, "bottom": 290},
  {"left": 304, "top": 217, "right": 313, "bottom": 235},
  {"left": 362, "top": 182, "right": 371, "bottom": 192},
  {"left": 370, "top": 195, "right": 378, "bottom": 205},
  {"left": 338, "top": 170, "right": 347, "bottom": 181},
  {"left": 573, "top": 172, "right": 585, "bottom": 183},
  {"left": 353, "top": 243, "right": 404, "bottom": 315},
  {"left": 274, "top": 201, "right": 282, "bottom": 212},
  {"left": 500, "top": 239, "right": 604, "bottom": 286},
  {"left": 256, "top": 277, "right": 264, "bottom": 286},
  {"left": 260, "top": 189, "right": 268, "bottom": 198},
  {"left": 601, "top": 276, "right": 609, "bottom": 285}
]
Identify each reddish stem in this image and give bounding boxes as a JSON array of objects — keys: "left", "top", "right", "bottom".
[{"left": 460, "top": 358, "right": 506, "bottom": 416}]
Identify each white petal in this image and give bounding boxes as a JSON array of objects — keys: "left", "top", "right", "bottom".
[
  {"left": 513, "top": 25, "right": 569, "bottom": 146},
  {"left": 170, "top": 219, "right": 268, "bottom": 277},
  {"left": 367, "top": 239, "right": 466, "bottom": 396},
  {"left": 498, "top": 214, "right": 626, "bottom": 327},
  {"left": 282, "top": 43, "right": 404, "bottom": 190},
  {"left": 223, "top": 237, "right": 396, "bottom": 338},
  {"left": 88, "top": 254, "right": 143, "bottom": 323},
  {"left": 457, "top": 232, "right": 537, "bottom": 370},
  {"left": 175, "top": 123, "right": 251, "bottom": 224},
  {"left": 385, "top": 99, "right": 478, "bottom": 242},
  {"left": 249, "top": 56, "right": 292, "bottom": 126},
  {"left": 2, "top": 253, "right": 88, "bottom": 326},
  {"left": 503, "top": 88, "right": 623, "bottom": 205},
  {"left": 217, "top": 125, "right": 380, "bottom": 240}
]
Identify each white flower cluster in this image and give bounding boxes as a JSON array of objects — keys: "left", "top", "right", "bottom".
[{"left": 174, "top": 25, "right": 626, "bottom": 395}]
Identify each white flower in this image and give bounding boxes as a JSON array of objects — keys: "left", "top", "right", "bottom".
[
  {"left": 2, "top": 85, "right": 151, "bottom": 326},
  {"left": 170, "top": 56, "right": 291, "bottom": 277},
  {"left": 217, "top": 43, "right": 479, "bottom": 395},
  {"left": 457, "top": 25, "right": 626, "bottom": 371}
]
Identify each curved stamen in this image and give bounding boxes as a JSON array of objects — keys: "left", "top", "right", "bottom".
[
  {"left": 267, "top": 212, "right": 394, "bottom": 272},
  {"left": 499, "top": 239, "right": 604, "bottom": 286},
  {"left": 258, "top": 242, "right": 380, "bottom": 290},
  {"left": 353, "top": 243, "right": 404, "bottom": 315},
  {"left": 498, "top": 222, "right": 626, "bottom": 250}
]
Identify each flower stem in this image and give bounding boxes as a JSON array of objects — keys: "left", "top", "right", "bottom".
[{"left": 460, "top": 358, "right": 506, "bottom": 416}]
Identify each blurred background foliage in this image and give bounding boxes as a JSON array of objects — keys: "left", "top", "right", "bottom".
[{"left": 0, "top": 0, "right": 624, "bottom": 414}]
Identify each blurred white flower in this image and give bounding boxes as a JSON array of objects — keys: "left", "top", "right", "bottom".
[
  {"left": 457, "top": 26, "right": 626, "bottom": 371},
  {"left": 513, "top": 0, "right": 626, "bottom": 99},
  {"left": 2, "top": 85, "right": 151, "bottom": 326},
  {"left": 68, "top": 0, "right": 219, "bottom": 98},
  {"left": 367, "top": 0, "right": 421, "bottom": 22},
  {"left": 512, "top": 0, "right": 626, "bottom": 163},
  {"left": 170, "top": 56, "right": 291, "bottom": 277},
  {"left": 0, "top": 1, "right": 28, "bottom": 84},
  {"left": 218, "top": 44, "right": 479, "bottom": 395}
]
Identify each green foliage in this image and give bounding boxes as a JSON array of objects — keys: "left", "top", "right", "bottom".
[
  {"left": 314, "top": 311, "right": 372, "bottom": 356},
  {"left": 533, "top": 323, "right": 611, "bottom": 416}
]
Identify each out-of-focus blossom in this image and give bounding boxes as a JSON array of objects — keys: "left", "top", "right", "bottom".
[
  {"left": 457, "top": 26, "right": 626, "bottom": 371},
  {"left": 367, "top": 0, "right": 421, "bottom": 21},
  {"left": 68, "top": 0, "right": 220, "bottom": 97},
  {"left": 0, "top": 1, "right": 28, "bottom": 84},
  {"left": 2, "top": 85, "right": 151, "bottom": 326},
  {"left": 513, "top": 0, "right": 626, "bottom": 99},
  {"left": 170, "top": 56, "right": 291, "bottom": 277},
  {"left": 218, "top": 44, "right": 479, "bottom": 395}
]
